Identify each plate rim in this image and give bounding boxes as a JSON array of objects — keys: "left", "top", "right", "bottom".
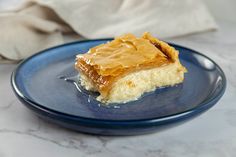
[{"left": 11, "top": 39, "right": 227, "bottom": 125}]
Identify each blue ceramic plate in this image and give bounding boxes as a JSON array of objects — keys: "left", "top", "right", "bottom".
[{"left": 11, "top": 39, "right": 226, "bottom": 135}]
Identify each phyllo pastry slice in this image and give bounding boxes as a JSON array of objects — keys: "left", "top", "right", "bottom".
[{"left": 75, "top": 32, "right": 187, "bottom": 103}]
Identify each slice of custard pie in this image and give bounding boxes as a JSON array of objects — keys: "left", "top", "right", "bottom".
[{"left": 75, "top": 32, "right": 187, "bottom": 103}]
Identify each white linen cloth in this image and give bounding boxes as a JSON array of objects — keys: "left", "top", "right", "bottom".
[{"left": 0, "top": 0, "right": 217, "bottom": 63}]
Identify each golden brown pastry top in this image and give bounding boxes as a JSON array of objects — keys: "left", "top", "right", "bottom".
[{"left": 76, "top": 32, "right": 178, "bottom": 77}]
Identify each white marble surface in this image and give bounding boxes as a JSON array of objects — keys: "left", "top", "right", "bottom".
[{"left": 1, "top": 4, "right": 236, "bottom": 157}]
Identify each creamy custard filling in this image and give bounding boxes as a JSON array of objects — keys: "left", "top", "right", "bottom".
[{"left": 75, "top": 32, "right": 186, "bottom": 98}]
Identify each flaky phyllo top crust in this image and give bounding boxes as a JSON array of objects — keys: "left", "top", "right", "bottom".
[{"left": 75, "top": 32, "right": 186, "bottom": 96}]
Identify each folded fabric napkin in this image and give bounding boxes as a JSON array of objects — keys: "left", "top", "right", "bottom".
[{"left": 0, "top": 0, "right": 217, "bottom": 63}]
